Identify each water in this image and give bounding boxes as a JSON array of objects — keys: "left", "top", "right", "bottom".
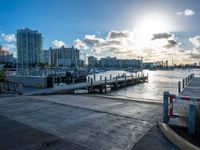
[{"left": 90, "top": 69, "right": 200, "bottom": 101}]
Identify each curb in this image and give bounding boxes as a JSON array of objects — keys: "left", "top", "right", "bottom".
[
  {"left": 87, "top": 94, "right": 163, "bottom": 106},
  {"left": 158, "top": 123, "right": 200, "bottom": 150}
]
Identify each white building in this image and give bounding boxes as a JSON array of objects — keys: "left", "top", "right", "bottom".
[{"left": 48, "top": 46, "right": 80, "bottom": 68}]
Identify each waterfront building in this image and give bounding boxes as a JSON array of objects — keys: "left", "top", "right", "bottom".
[
  {"left": 49, "top": 46, "right": 80, "bottom": 68},
  {"left": 100, "top": 57, "right": 117, "bottom": 69},
  {"left": 17, "top": 28, "right": 43, "bottom": 69},
  {"left": 41, "top": 49, "right": 49, "bottom": 65},
  {"left": 0, "top": 45, "right": 16, "bottom": 65},
  {"left": 143, "top": 62, "right": 154, "bottom": 69},
  {"left": 88, "top": 56, "right": 98, "bottom": 68},
  {"left": 99, "top": 57, "right": 142, "bottom": 70}
]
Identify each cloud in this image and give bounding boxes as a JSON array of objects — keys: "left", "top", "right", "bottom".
[
  {"left": 74, "top": 39, "right": 88, "bottom": 50},
  {"left": 151, "top": 33, "right": 173, "bottom": 40},
  {"left": 188, "top": 36, "right": 200, "bottom": 59},
  {"left": 107, "top": 30, "right": 131, "bottom": 39},
  {"left": 51, "top": 40, "right": 66, "bottom": 48},
  {"left": 163, "top": 40, "right": 178, "bottom": 49},
  {"left": 74, "top": 30, "right": 190, "bottom": 63},
  {"left": 1, "top": 33, "right": 16, "bottom": 42},
  {"left": 189, "top": 36, "right": 200, "bottom": 47},
  {"left": 83, "top": 35, "right": 105, "bottom": 47},
  {"left": 176, "top": 9, "right": 195, "bottom": 16},
  {"left": 2, "top": 44, "right": 17, "bottom": 57}
]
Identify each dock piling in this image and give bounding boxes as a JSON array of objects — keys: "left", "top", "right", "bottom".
[
  {"left": 90, "top": 78, "right": 93, "bottom": 93},
  {"left": 178, "top": 81, "right": 181, "bottom": 93},
  {"left": 105, "top": 77, "right": 107, "bottom": 93},
  {"left": 188, "top": 104, "right": 197, "bottom": 135},
  {"left": 18, "top": 81, "right": 23, "bottom": 95}
]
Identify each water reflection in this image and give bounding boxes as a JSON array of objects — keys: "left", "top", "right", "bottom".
[{"left": 105, "top": 69, "right": 200, "bottom": 101}]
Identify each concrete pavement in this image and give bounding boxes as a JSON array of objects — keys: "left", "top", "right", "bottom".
[{"left": 0, "top": 95, "right": 176, "bottom": 149}]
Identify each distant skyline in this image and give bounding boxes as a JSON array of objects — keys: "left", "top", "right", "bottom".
[{"left": 0, "top": 0, "right": 200, "bottom": 64}]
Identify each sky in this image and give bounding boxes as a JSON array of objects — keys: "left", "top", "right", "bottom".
[{"left": 0, "top": 0, "right": 200, "bottom": 64}]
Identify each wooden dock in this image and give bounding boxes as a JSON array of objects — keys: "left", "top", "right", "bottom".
[
  {"left": 179, "top": 76, "right": 200, "bottom": 97},
  {"left": 28, "top": 74, "right": 148, "bottom": 95}
]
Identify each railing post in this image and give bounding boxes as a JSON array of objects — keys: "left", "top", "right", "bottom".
[
  {"left": 188, "top": 104, "right": 197, "bottom": 135},
  {"left": 182, "top": 79, "right": 185, "bottom": 89},
  {"left": 163, "top": 91, "right": 169, "bottom": 123},
  {"left": 178, "top": 81, "right": 181, "bottom": 93},
  {"left": 88, "top": 76, "right": 90, "bottom": 83},
  {"left": 18, "top": 81, "right": 23, "bottom": 95}
]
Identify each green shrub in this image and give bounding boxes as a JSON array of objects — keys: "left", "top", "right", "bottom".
[{"left": 35, "top": 83, "right": 42, "bottom": 89}]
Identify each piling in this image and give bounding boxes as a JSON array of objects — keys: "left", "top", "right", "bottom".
[
  {"left": 94, "top": 74, "right": 96, "bottom": 81},
  {"left": 178, "top": 81, "right": 181, "bottom": 93},
  {"left": 104, "top": 77, "right": 107, "bottom": 93},
  {"left": 182, "top": 79, "right": 185, "bottom": 89},
  {"left": 188, "top": 104, "right": 197, "bottom": 135},
  {"left": 18, "top": 81, "right": 23, "bottom": 95},
  {"left": 115, "top": 76, "right": 118, "bottom": 88},
  {"left": 90, "top": 78, "right": 93, "bottom": 93}
]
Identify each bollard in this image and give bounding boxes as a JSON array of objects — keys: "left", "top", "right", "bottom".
[
  {"left": 100, "top": 75, "right": 102, "bottom": 81},
  {"left": 18, "top": 81, "right": 23, "bottom": 95},
  {"left": 182, "top": 79, "right": 185, "bottom": 89},
  {"left": 188, "top": 104, "right": 197, "bottom": 135},
  {"left": 178, "top": 81, "right": 181, "bottom": 93},
  {"left": 163, "top": 91, "right": 169, "bottom": 123}
]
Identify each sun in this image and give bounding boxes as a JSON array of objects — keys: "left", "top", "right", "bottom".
[{"left": 135, "top": 13, "right": 173, "bottom": 35}]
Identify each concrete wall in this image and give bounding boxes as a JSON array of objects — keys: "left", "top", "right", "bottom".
[{"left": 6, "top": 76, "right": 47, "bottom": 88}]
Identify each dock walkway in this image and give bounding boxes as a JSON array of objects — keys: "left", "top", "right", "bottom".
[
  {"left": 27, "top": 75, "right": 148, "bottom": 95},
  {"left": 179, "top": 77, "right": 200, "bottom": 97}
]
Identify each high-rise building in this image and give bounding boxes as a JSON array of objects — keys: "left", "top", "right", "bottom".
[{"left": 17, "top": 28, "right": 43, "bottom": 69}]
